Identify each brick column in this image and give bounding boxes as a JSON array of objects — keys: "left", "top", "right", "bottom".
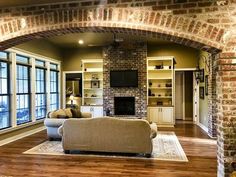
[
  {"left": 216, "top": 52, "right": 236, "bottom": 177},
  {"left": 208, "top": 54, "right": 217, "bottom": 138}
]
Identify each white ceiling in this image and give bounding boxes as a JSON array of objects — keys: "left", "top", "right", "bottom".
[{"left": 46, "top": 33, "right": 171, "bottom": 48}]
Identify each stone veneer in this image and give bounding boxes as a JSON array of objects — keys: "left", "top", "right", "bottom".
[{"left": 103, "top": 43, "right": 147, "bottom": 118}]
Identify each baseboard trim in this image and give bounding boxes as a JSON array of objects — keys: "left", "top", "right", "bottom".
[
  {"left": 198, "top": 122, "right": 208, "bottom": 133},
  {"left": 0, "top": 126, "right": 46, "bottom": 146}
]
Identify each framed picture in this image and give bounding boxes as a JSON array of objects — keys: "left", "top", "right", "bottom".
[
  {"left": 205, "top": 75, "right": 208, "bottom": 96},
  {"left": 199, "top": 69, "right": 204, "bottom": 83},
  {"left": 91, "top": 80, "right": 100, "bottom": 88},
  {"left": 200, "top": 87, "right": 204, "bottom": 99}
]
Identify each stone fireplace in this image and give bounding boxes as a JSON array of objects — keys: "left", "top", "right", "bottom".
[
  {"left": 114, "top": 97, "right": 135, "bottom": 115},
  {"left": 103, "top": 43, "right": 147, "bottom": 118}
]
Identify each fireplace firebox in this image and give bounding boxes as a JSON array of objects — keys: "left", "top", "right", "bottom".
[{"left": 114, "top": 97, "right": 135, "bottom": 115}]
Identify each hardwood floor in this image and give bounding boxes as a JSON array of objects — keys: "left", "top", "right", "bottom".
[{"left": 0, "top": 123, "right": 217, "bottom": 177}]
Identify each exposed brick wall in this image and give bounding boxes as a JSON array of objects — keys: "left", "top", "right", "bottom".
[
  {"left": 0, "top": 1, "right": 233, "bottom": 52},
  {"left": 215, "top": 51, "right": 236, "bottom": 177},
  {"left": 103, "top": 43, "right": 147, "bottom": 118},
  {"left": 208, "top": 53, "right": 217, "bottom": 137},
  {"left": 0, "top": 1, "right": 235, "bottom": 177}
]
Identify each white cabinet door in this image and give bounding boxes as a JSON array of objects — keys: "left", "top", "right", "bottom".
[
  {"left": 93, "top": 106, "right": 103, "bottom": 118},
  {"left": 161, "top": 107, "right": 173, "bottom": 124},
  {"left": 80, "top": 106, "right": 91, "bottom": 113},
  {"left": 148, "top": 107, "right": 159, "bottom": 123}
]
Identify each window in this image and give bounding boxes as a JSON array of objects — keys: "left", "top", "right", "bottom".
[
  {"left": 16, "top": 55, "right": 31, "bottom": 125},
  {"left": 35, "top": 67, "right": 46, "bottom": 120},
  {"left": 50, "top": 68, "right": 59, "bottom": 111},
  {"left": 0, "top": 52, "right": 10, "bottom": 129}
]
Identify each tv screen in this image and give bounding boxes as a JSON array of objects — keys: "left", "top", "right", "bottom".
[{"left": 110, "top": 70, "right": 138, "bottom": 87}]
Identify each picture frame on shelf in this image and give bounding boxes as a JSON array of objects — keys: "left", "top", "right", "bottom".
[
  {"left": 91, "top": 80, "right": 100, "bottom": 88},
  {"left": 200, "top": 86, "right": 204, "bottom": 99},
  {"left": 205, "top": 75, "right": 208, "bottom": 96},
  {"left": 199, "top": 69, "right": 204, "bottom": 83}
]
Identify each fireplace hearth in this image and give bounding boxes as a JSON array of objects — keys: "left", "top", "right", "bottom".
[{"left": 114, "top": 97, "right": 135, "bottom": 115}]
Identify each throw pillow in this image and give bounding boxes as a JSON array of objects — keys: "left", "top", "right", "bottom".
[
  {"left": 64, "top": 108, "right": 73, "bottom": 118},
  {"left": 71, "top": 108, "right": 82, "bottom": 118}
]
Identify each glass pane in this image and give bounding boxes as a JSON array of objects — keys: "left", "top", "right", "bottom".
[
  {"left": 35, "top": 60, "right": 45, "bottom": 67},
  {"left": 36, "top": 68, "right": 45, "bottom": 93},
  {"left": 16, "top": 55, "right": 29, "bottom": 64},
  {"left": 0, "top": 62, "right": 8, "bottom": 94},
  {"left": 35, "top": 94, "right": 46, "bottom": 120},
  {"left": 16, "top": 94, "right": 30, "bottom": 125},
  {"left": 17, "top": 65, "right": 30, "bottom": 94},
  {"left": 0, "top": 51, "right": 8, "bottom": 60},
  {"left": 50, "top": 93, "right": 58, "bottom": 111},
  {"left": 0, "top": 96, "right": 10, "bottom": 129},
  {"left": 50, "top": 63, "right": 58, "bottom": 70}
]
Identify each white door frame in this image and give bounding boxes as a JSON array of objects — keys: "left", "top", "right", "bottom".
[
  {"left": 193, "top": 72, "right": 199, "bottom": 124},
  {"left": 62, "top": 71, "right": 83, "bottom": 108},
  {"left": 175, "top": 68, "right": 196, "bottom": 122}
]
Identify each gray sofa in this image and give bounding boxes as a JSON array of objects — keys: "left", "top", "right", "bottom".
[
  {"left": 58, "top": 117, "right": 157, "bottom": 157},
  {"left": 44, "top": 109, "right": 91, "bottom": 140}
]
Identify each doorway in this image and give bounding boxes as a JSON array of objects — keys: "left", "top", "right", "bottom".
[{"left": 175, "top": 71, "right": 193, "bottom": 121}]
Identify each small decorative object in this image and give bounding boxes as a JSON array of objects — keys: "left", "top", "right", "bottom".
[
  {"left": 92, "top": 74, "right": 98, "bottom": 80},
  {"left": 91, "top": 80, "right": 100, "bottom": 88},
  {"left": 158, "top": 84, "right": 161, "bottom": 87},
  {"left": 199, "top": 69, "right": 204, "bottom": 83},
  {"left": 158, "top": 94, "right": 161, "bottom": 97},
  {"left": 151, "top": 93, "right": 155, "bottom": 96},
  {"left": 149, "top": 82, "right": 152, "bottom": 87},
  {"left": 91, "top": 94, "right": 97, "bottom": 97},
  {"left": 200, "top": 87, "right": 204, "bottom": 99},
  {"left": 157, "top": 101, "right": 163, "bottom": 105},
  {"left": 169, "top": 66, "right": 171, "bottom": 69},
  {"left": 106, "top": 108, "right": 110, "bottom": 116},
  {"left": 205, "top": 75, "right": 208, "bottom": 96},
  {"left": 84, "top": 68, "right": 87, "bottom": 71},
  {"left": 166, "top": 83, "right": 172, "bottom": 87},
  {"left": 148, "top": 89, "right": 152, "bottom": 96}
]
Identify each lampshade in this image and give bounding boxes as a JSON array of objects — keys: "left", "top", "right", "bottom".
[{"left": 69, "top": 94, "right": 74, "bottom": 101}]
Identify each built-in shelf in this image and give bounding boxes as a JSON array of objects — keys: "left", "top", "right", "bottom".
[
  {"left": 149, "top": 87, "right": 172, "bottom": 89},
  {"left": 84, "top": 88, "right": 103, "bottom": 90},
  {"left": 148, "top": 96, "right": 172, "bottom": 98},
  {"left": 84, "top": 97, "right": 103, "bottom": 99},
  {"left": 147, "top": 56, "right": 175, "bottom": 127},
  {"left": 84, "top": 79, "right": 103, "bottom": 81}
]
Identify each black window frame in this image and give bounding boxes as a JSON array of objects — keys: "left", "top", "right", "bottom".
[
  {"left": 35, "top": 65, "right": 47, "bottom": 120},
  {"left": 0, "top": 52, "right": 11, "bottom": 130},
  {"left": 16, "top": 55, "right": 31, "bottom": 125},
  {"left": 50, "top": 67, "right": 59, "bottom": 111}
]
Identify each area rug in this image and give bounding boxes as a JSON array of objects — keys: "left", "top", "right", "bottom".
[{"left": 23, "top": 131, "right": 188, "bottom": 162}]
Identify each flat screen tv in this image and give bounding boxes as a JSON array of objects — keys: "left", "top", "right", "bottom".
[{"left": 110, "top": 70, "right": 138, "bottom": 87}]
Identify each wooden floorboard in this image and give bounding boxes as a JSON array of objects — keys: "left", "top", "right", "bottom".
[{"left": 0, "top": 123, "right": 217, "bottom": 177}]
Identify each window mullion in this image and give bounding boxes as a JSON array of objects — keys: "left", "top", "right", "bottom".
[
  {"left": 10, "top": 52, "right": 17, "bottom": 127},
  {"left": 31, "top": 58, "right": 36, "bottom": 122},
  {"left": 46, "top": 61, "right": 50, "bottom": 114}
]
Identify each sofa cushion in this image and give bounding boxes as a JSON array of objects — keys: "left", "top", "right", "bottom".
[
  {"left": 71, "top": 108, "right": 82, "bottom": 118},
  {"left": 44, "top": 118, "right": 66, "bottom": 127},
  {"left": 49, "top": 108, "right": 73, "bottom": 119}
]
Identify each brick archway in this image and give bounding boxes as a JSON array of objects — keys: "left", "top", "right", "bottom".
[
  {"left": 0, "top": 8, "right": 225, "bottom": 53},
  {"left": 0, "top": 4, "right": 235, "bottom": 177}
]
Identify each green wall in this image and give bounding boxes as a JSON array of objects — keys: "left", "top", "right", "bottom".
[
  {"left": 199, "top": 50, "right": 209, "bottom": 128},
  {"left": 62, "top": 47, "right": 102, "bottom": 71},
  {"left": 16, "top": 39, "right": 63, "bottom": 61},
  {"left": 148, "top": 44, "right": 198, "bottom": 68}
]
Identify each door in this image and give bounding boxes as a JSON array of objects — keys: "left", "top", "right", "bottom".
[
  {"left": 193, "top": 73, "right": 199, "bottom": 123},
  {"left": 161, "top": 107, "right": 173, "bottom": 124},
  {"left": 175, "top": 72, "right": 184, "bottom": 120},
  {"left": 148, "top": 107, "right": 159, "bottom": 123}
]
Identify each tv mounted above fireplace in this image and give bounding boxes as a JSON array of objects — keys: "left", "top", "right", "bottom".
[{"left": 110, "top": 70, "right": 138, "bottom": 87}]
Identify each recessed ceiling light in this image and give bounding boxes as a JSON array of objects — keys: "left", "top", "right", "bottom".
[{"left": 78, "top": 40, "right": 84, "bottom": 45}]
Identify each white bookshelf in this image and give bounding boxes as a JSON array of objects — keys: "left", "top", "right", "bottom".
[
  {"left": 81, "top": 59, "right": 104, "bottom": 118},
  {"left": 147, "top": 56, "right": 176, "bottom": 127}
]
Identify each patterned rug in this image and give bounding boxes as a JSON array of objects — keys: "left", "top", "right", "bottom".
[{"left": 24, "top": 131, "right": 188, "bottom": 162}]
